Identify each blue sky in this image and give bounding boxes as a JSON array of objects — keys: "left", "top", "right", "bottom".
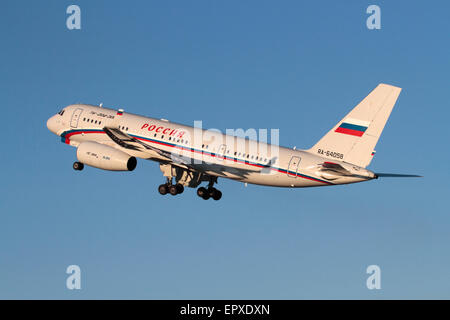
[{"left": 0, "top": 0, "right": 449, "bottom": 299}]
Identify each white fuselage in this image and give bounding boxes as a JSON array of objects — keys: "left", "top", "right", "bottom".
[{"left": 47, "top": 104, "right": 375, "bottom": 187}]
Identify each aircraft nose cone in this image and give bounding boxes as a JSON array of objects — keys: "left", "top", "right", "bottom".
[{"left": 46, "top": 115, "right": 59, "bottom": 134}]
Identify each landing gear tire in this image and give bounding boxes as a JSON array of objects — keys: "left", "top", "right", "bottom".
[
  {"left": 158, "top": 184, "right": 168, "bottom": 195},
  {"left": 197, "top": 187, "right": 210, "bottom": 200},
  {"left": 176, "top": 184, "right": 184, "bottom": 194},
  {"left": 208, "top": 187, "right": 222, "bottom": 201},
  {"left": 212, "top": 189, "right": 222, "bottom": 201},
  {"left": 202, "top": 193, "right": 210, "bottom": 200},
  {"left": 73, "top": 162, "right": 84, "bottom": 171},
  {"left": 169, "top": 184, "right": 179, "bottom": 196}
]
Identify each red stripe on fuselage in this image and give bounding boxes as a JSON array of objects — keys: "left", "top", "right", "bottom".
[{"left": 63, "top": 130, "right": 104, "bottom": 143}]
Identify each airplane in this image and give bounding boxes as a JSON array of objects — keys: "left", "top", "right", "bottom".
[{"left": 46, "top": 83, "right": 420, "bottom": 200}]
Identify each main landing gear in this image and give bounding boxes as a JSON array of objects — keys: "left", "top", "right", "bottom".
[
  {"left": 158, "top": 183, "right": 222, "bottom": 200},
  {"left": 196, "top": 178, "right": 222, "bottom": 201},
  {"left": 197, "top": 186, "right": 222, "bottom": 201},
  {"left": 73, "top": 161, "right": 84, "bottom": 171},
  {"left": 157, "top": 164, "right": 222, "bottom": 200},
  {"left": 158, "top": 179, "right": 184, "bottom": 196},
  {"left": 157, "top": 177, "right": 222, "bottom": 200}
]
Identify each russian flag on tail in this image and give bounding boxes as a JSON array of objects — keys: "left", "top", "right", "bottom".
[{"left": 335, "top": 118, "right": 370, "bottom": 137}]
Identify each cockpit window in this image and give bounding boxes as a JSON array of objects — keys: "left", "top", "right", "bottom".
[{"left": 57, "top": 109, "right": 65, "bottom": 116}]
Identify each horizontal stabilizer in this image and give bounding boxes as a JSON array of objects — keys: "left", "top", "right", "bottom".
[{"left": 375, "top": 173, "right": 422, "bottom": 178}]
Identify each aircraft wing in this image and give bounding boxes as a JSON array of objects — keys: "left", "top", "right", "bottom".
[{"left": 103, "top": 127, "right": 177, "bottom": 161}]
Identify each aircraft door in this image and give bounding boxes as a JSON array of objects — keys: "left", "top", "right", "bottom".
[
  {"left": 287, "top": 156, "right": 301, "bottom": 178},
  {"left": 70, "top": 108, "right": 83, "bottom": 128}
]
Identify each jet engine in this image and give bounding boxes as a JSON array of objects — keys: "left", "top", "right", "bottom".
[{"left": 76, "top": 141, "right": 137, "bottom": 171}]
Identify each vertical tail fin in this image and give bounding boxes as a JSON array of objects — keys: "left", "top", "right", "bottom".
[{"left": 308, "top": 83, "right": 402, "bottom": 168}]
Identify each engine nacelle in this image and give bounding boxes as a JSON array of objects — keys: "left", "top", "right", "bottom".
[{"left": 76, "top": 141, "right": 137, "bottom": 171}]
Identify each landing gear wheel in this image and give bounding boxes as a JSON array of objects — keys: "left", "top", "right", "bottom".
[
  {"left": 208, "top": 187, "right": 222, "bottom": 201},
  {"left": 73, "top": 162, "right": 84, "bottom": 171},
  {"left": 169, "top": 184, "right": 178, "bottom": 196},
  {"left": 176, "top": 184, "right": 184, "bottom": 194},
  {"left": 197, "top": 187, "right": 210, "bottom": 200},
  {"left": 202, "top": 193, "right": 210, "bottom": 200},
  {"left": 158, "top": 184, "right": 168, "bottom": 195},
  {"left": 212, "top": 189, "right": 222, "bottom": 201}
]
